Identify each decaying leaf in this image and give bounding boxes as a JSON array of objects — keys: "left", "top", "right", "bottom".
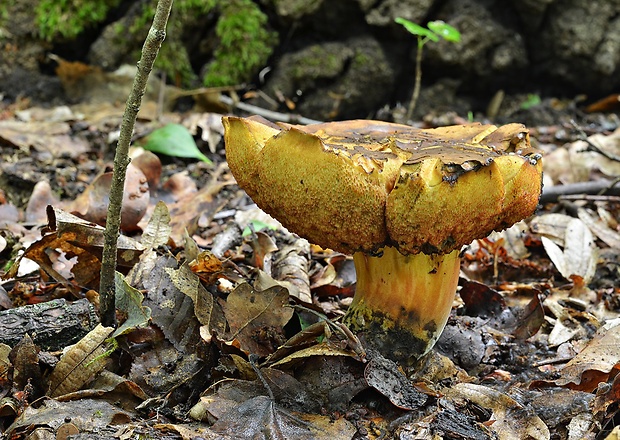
[
  {"left": 221, "top": 283, "right": 293, "bottom": 356},
  {"left": 140, "top": 255, "right": 203, "bottom": 354},
  {"left": 9, "top": 335, "right": 41, "bottom": 395},
  {"left": 192, "top": 370, "right": 355, "bottom": 439},
  {"left": 165, "top": 263, "right": 226, "bottom": 343},
  {"left": 112, "top": 271, "right": 151, "bottom": 338},
  {"left": 140, "top": 201, "right": 171, "bottom": 249},
  {"left": 4, "top": 398, "right": 134, "bottom": 439},
  {"left": 48, "top": 324, "right": 114, "bottom": 398},
  {"left": 211, "top": 395, "right": 355, "bottom": 440},
  {"left": 553, "top": 322, "right": 620, "bottom": 392},
  {"left": 365, "top": 353, "right": 427, "bottom": 410},
  {"left": 446, "top": 383, "right": 550, "bottom": 439}
]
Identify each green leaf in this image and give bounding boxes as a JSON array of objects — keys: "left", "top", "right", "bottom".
[
  {"left": 113, "top": 271, "right": 152, "bottom": 337},
  {"left": 427, "top": 20, "right": 461, "bottom": 43},
  {"left": 143, "top": 123, "right": 212, "bottom": 164},
  {"left": 395, "top": 17, "right": 439, "bottom": 42},
  {"left": 242, "top": 219, "right": 279, "bottom": 237}
]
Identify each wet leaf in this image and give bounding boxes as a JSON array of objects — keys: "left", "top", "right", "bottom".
[
  {"left": 365, "top": 353, "right": 427, "bottom": 410},
  {"left": 143, "top": 123, "right": 211, "bottom": 164},
  {"left": 221, "top": 283, "right": 293, "bottom": 356}
]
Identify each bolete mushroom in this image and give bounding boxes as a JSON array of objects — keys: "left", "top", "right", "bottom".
[{"left": 223, "top": 116, "right": 543, "bottom": 364}]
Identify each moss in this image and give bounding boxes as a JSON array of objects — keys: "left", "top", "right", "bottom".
[
  {"left": 29, "top": 0, "right": 275, "bottom": 88},
  {"left": 124, "top": 0, "right": 277, "bottom": 87},
  {"left": 36, "top": 0, "right": 121, "bottom": 41},
  {"left": 203, "top": 0, "right": 278, "bottom": 86}
]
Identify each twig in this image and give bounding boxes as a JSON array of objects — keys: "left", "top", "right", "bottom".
[
  {"left": 540, "top": 178, "right": 620, "bottom": 204},
  {"left": 219, "top": 95, "right": 322, "bottom": 125},
  {"left": 570, "top": 119, "right": 620, "bottom": 163},
  {"left": 99, "top": 0, "right": 173, "bottom": 327}
]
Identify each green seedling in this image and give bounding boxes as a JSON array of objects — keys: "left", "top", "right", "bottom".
[
  {"left": 395, "top": 18, "right": 461, "bottom": 121},
  {"left": 520, "top": 93, "right": 542, "bottom": 110}
]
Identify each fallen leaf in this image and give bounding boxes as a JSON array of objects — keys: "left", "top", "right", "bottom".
[
  {"left": 364, "top": 353, "right": 427, "bottom": 410},
  {"left": 446, "top": 383, "right": 550, "bottom": 439},
  {"left": 143, "top": 123, "right": 211, "bottom": 164},
  {"left": 553, "top": 322, "right": 620, "bottom": 392},
  {"left": 221, "top": 283, "right": 293, "bottom": 356},
  {"left": 48, "top": 324, "right": 114, "bottom": 398},
  {"left": 68, "top": 163, "right": 149, "bottom": 231},
  {"left": 113, "top": 271, "right": 151, "bottom": 338},
  {"left": 541, "top": 218, "right": 598, "bottom": 283},
  {"left": 140, "top": 201, "right": 171, "bottom": 249}
]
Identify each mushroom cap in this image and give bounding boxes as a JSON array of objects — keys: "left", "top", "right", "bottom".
[{"left": 223, "top": 116, "right": 543, "bottom": 255}]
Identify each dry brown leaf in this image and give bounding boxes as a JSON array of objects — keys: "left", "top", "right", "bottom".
[
  {"left": 221, "top": 283, "right": 293, "bottom": 356},
  {"left": 6, "top": 207, "right": 144, "bottom": 287},
  {"left": 189, "top": 250, "right": 225, "bottom": 284},
  {"left": 578, "top": 207, "right": 620, "bottom": 249},
  {"left": 554, "top": 322, "right": 620, "bottom": 392},
  {"left": 0, "top": 120, "right": 90, "bottom": 156},
  {"left": 68, "top": 163, "right": 149, "bottom": 231},
  {"left": 140, "top": 201, "right": 171, "bottom": 249},
  {"left": 48, "top": 324, "right": 114, "bottom": 398},
  {"left": 272, "top": 236, "right": 311, "bottom": 303}
]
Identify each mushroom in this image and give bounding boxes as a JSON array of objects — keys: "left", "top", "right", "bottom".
[{"left": 223, "top": 116, "right": 543, "bottom": 364}]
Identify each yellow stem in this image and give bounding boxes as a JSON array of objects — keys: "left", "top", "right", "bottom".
[{"left": 343, "top": 246, "right": 460, "bottom": 364}]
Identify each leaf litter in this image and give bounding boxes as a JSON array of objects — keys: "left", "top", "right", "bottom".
[{"left": 1, "top": 95, "right": 620, "bottom": 439}]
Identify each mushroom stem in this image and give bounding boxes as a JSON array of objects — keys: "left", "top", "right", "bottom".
[{"left": 343, "top": 246, "right": 460, "bottom": 364}]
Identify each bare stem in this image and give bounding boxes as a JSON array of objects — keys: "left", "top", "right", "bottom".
[
  {"left": 406, "top": 37, "right": 425, "bottom": 122},
  {"left": 99, "top": 0, "right": 174, "bottom": 327}
]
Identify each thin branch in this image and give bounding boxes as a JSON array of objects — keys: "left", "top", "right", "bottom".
[
  {"left": 99, "top": 0, "right": 174, "bottom": 327},
  {"left": 219, "top": 95, "right": 322, "bottom": 125},
  {"left": 540, "top": 178, "right": 620, "bottom": 204},
  {"left": 570, "top": 119, "right": 620, "bottom": 162}
]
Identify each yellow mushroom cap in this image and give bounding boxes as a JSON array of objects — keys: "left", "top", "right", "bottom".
[{"left": 223, "top": 116, "right": 543, "bottom": 255}]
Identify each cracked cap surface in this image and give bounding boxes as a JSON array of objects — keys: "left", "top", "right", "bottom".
[{"left": 223, "top": 116, "right": 543, "bottom": 255}]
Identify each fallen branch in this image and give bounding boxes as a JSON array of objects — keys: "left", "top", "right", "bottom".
[
  {"left": 219, "top": 95, "right": 322, "bottom": 125},
  {"left": 540, "top": 178, "right": 620, "bottom": 204}
]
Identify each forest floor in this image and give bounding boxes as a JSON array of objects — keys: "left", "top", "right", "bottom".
[{"left": 1, "top": 68, "right": 620, "bottom": 439}]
